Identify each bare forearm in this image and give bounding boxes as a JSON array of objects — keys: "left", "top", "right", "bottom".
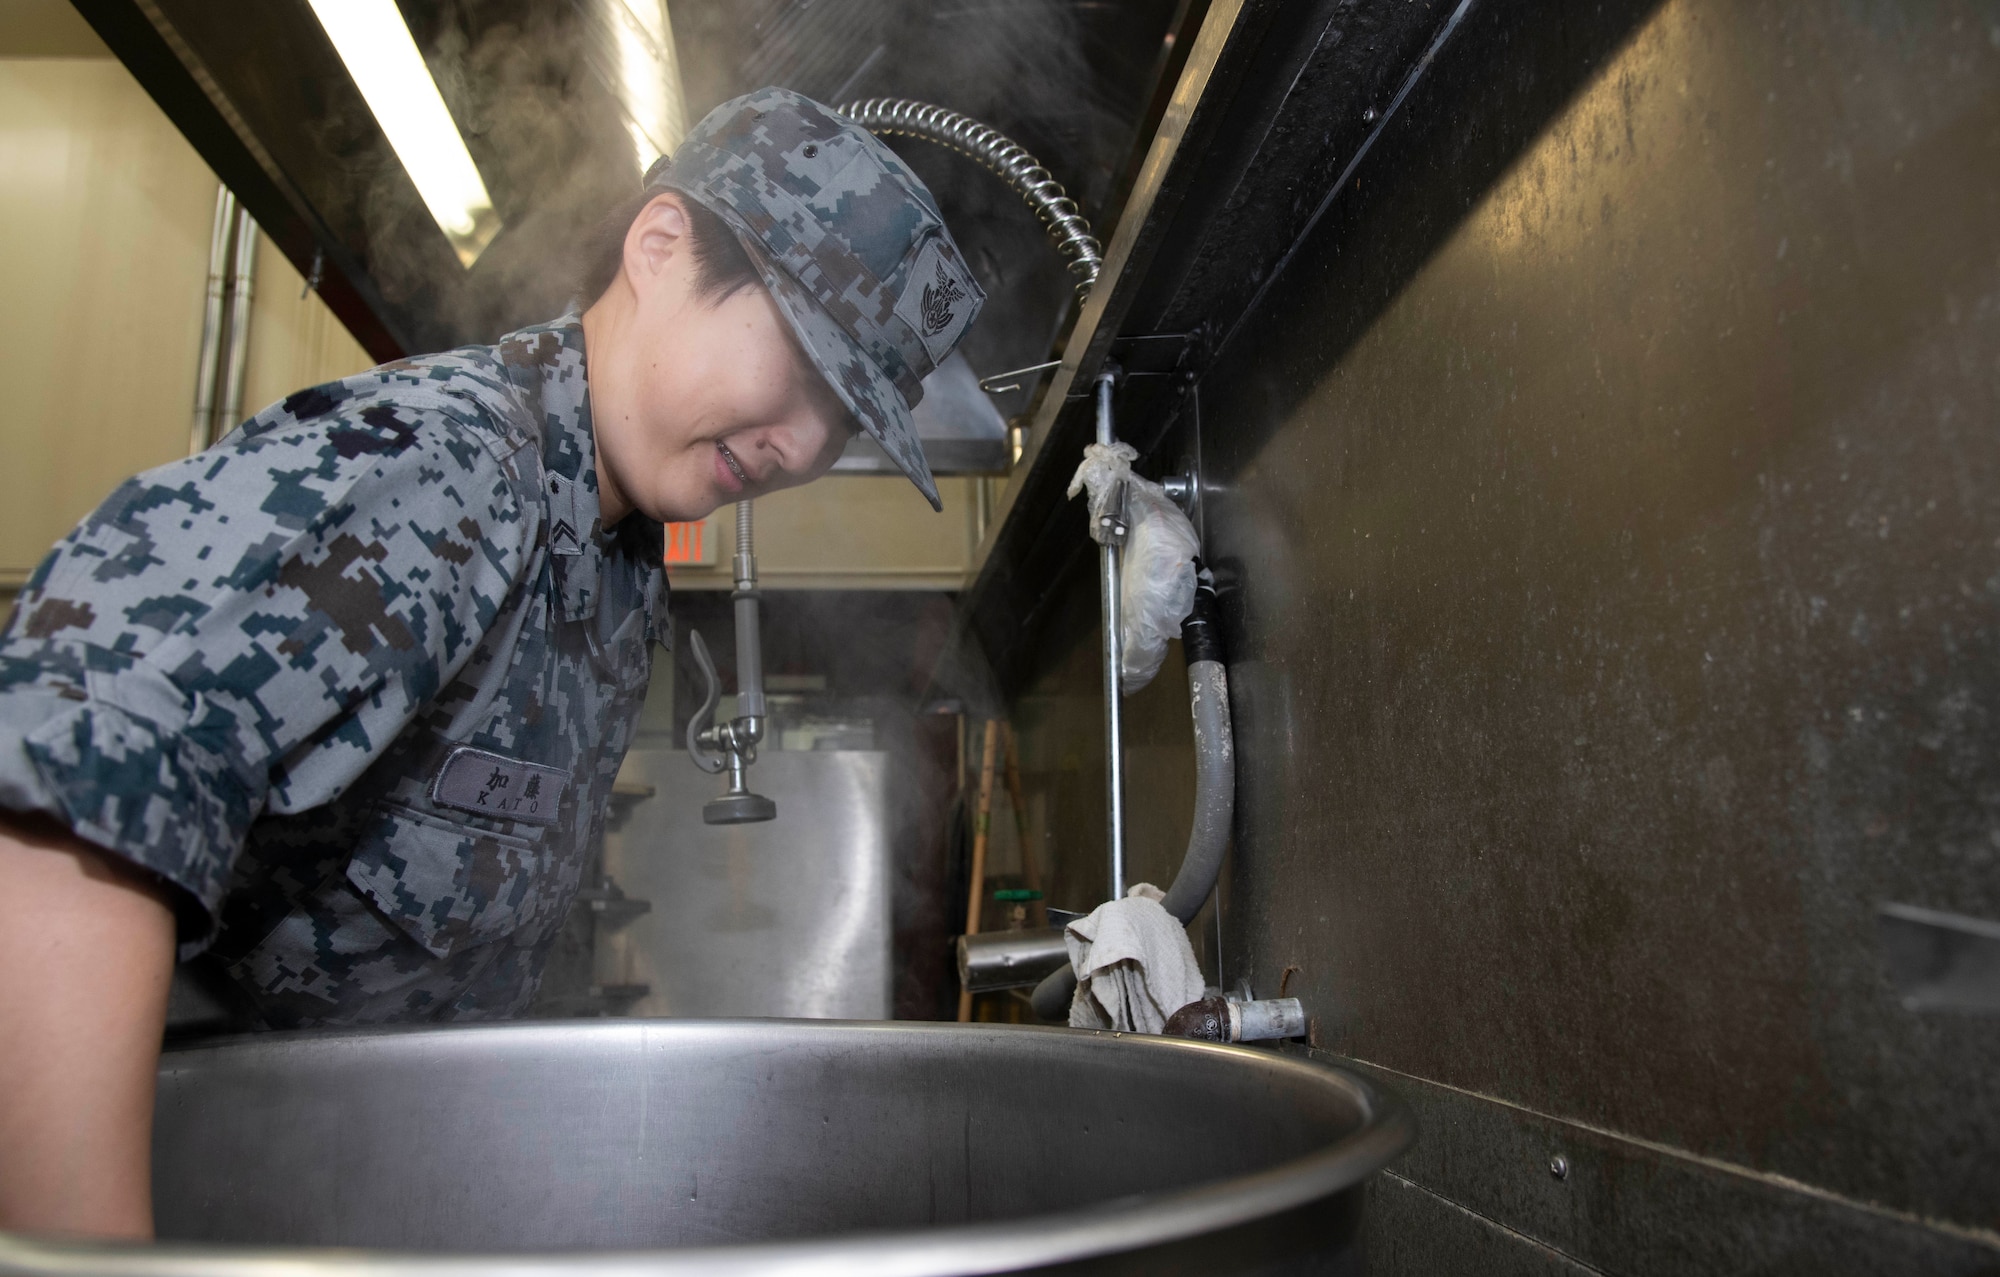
[{"left": 0, "top": 815, "right": 175, "bottom": 1241}]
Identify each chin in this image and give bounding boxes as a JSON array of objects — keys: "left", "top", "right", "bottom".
[
  {"left": 631, "top": 472, "right": 712, "bottom": 525},
  {"left": 651, "top": 490, "right": 723, "bottom": 525}
]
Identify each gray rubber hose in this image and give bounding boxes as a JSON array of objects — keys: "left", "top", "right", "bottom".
[
  {"left": 1033, "top": 569, "right": 1232, "bottom": 1021},
  {"left": 1158, "top": 656, "right": 1232, "bottom": 924},
  {"left": 1030, "top": 963, "right": 1078, "bottom": 1021}
]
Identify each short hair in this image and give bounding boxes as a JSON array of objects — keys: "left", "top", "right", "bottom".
[{"left": 579, "top": 187, "right": 761, "bottom": 308}]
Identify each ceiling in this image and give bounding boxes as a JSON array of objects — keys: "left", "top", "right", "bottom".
[{"left": 70, "top": 0, "right": 1195, "bottom": 464}]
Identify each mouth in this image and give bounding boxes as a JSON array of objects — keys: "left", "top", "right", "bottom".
[{"left": 715, "top": 441, "right": 752, "bottom": 493}]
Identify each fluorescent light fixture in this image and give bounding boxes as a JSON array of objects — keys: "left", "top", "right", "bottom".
[
  {"left": 601, "top": 0, "right": 688, "bottom": 175},
  {"left": 306, "top": 0, "right": 500, "bottom": 268}
]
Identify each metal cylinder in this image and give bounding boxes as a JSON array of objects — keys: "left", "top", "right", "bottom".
[
  {"left": 1095, "top": 371, "right": 1126, "bottom": 901},
  {"left": 958, "top": 926, "right": 1071, "bottom": 993},
  {"left": 189, "top": 185, "right": 235, "bottom": 456},
  {"left": 216, "top": 204, "right": 258, "bottom": 435},
  {"left": 1165, "top": 996, "right": 1308, "bottom": 1043},
  {"left": 1235, "top": 997, "right": 1309, "bottom": 1042},
  {"left": 732, "top": 499, "right": 764, "bottom": 721}
]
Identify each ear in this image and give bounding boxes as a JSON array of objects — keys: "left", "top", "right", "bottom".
[{"left": 621, "top": 192, "right": 694, "bottom": 299}]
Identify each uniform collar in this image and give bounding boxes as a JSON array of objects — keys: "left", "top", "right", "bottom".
[{"left": 500, "top": 312, "right": 608, "bottom": 622}]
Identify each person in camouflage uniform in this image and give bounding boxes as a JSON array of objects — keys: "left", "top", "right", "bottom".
[{"left": 0, "top": 87, "right": 983, "bottom": 1238}]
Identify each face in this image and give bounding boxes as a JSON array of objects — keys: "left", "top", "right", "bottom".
[{"left": 585, "top": 195, "right": 858, "bottom": 526}]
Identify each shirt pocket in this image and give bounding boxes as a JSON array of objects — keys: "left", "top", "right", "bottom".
[
  {"left": 344, "top": 803, "right": 566, "bottom": 959},
  {"left": 584, "top": 579, "right": 656, "bottom": 699}
]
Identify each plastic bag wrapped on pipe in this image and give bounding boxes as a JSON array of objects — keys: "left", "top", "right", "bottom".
[{"left": 1067, "top": 442, "right": 1200, "bottom": 693}]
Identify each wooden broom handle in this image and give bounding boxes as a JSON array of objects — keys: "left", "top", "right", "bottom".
[{"left": 956, "top": 718, "right": 1002, "bottom": 1022}]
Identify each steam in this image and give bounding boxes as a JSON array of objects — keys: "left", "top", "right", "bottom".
[
  {"left": 313, "top": 4, "right": 648, "bottom": 349},
  {"left": 311, "top": 0, "right": 1156, "bottom": 367}
]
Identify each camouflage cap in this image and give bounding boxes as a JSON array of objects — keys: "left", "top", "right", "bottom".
[{"left": 644, "top": 87, "right": 986, "bottom": 511}]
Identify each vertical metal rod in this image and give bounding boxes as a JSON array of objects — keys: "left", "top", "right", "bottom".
[
  {"left": 1213, "top": 887, "right": 1225, "bottom": 991},
  {"left": 1095, "top": 369, "right": 1126, "bottom": 901},
  {"left": 732, "top": 499, "right": 764, "bottom": 722},
  {"left": 190, "top": 185, "right": 234, "bottom": 456},
  {"left": 973, "top": 475, "right": 993, "bottom": 549},
  {"left": 216, "top": 205, "right": 258, "bottom": 435}
]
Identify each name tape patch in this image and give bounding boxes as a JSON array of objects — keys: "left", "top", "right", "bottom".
[{"left": 431, "top": 746, "right": 566, "bottom": 827}]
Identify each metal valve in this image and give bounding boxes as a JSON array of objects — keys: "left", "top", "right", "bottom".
[
  {"left": 685, "top": 499, "right": 776, "bottom": 825},
  {"left": 685, "top": 630, "right": 775, "bottom": 824}
]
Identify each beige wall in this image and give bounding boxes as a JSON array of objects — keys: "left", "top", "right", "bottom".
[
  {"left": 0, "top": 46, "right": 376, "bottom": 588},
  {"left": 0, "top": 43, "right": 377, "bottom": 585},
  {"left": 670, "top": 476, "right": 985, "bottom": 592},
  {"left": 0, "top": 0, "right": 108, "bottom": 57},
  {"left": 238, "top": 233, "right": 377, "bottom": 420},
  {"left": 0, "top": 57, "right": 215, "bottom": 582}
]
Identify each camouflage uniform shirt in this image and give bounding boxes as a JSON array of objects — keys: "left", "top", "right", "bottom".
[{"left": 0, "top": 314, "right": 666, "bottom": 1026}]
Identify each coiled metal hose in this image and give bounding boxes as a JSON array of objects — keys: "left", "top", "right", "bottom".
[{"left": 838, "top": 98, "right": 1103, "bottom": 298}]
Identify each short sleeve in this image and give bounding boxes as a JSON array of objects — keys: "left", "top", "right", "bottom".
[{"left": 0, "top": 386, "right": 536, "bottom": 948}]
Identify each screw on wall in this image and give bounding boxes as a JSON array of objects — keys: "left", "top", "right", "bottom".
[{"left": 1548, "top": 1154, "right": 1570, "bottom": 1181}]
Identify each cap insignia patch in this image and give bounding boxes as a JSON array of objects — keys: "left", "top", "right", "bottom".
[{"left": 894, "top": 237, "right": 978, "bottom": 367}]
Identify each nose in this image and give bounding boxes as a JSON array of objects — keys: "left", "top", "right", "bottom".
[
  {"left": 742, "top": 429, "right": 796, "bottom": 482},
  {"left": 746, "top": 416, "right": 835, "bottom": 480}
]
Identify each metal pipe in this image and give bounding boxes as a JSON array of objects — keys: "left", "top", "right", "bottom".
[
  {"left": 216, "top": 205, "right": 258, "bottom": 435},
  {"left": 1094, "top": 370, "right": 1126, "bottom": 902},
  {"left": 958, "top": 927, "right": 1069, "bottom": 993},
  {"left": 731, "top": 499, "right": 765, "bottom": 723},
  {"left": 1025, "top": 369, "right": 1134, "bottom": 1023},
  {"left": 837, "top": 99, "right": 1102, "bottom": 298},
  {"left": 688, "top": 498, "right": 773, "bottom": 824},
  {"left": 682, "top": 503, "right": 775, "bottom": 822},
  {"left": 1030, "top": 370, "right": 1135, "bottom": 1023},
  {"left": 684, "top": 630, "right": 725, "bottom": 774},
  {"left": 1163, "top": 996, "right": 1309, "bottom": 1043},
  {"left": 189, "top": 185, "right": 234, "bottom": 456}
]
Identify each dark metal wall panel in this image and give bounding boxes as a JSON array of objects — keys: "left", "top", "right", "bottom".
[
  {"left": 1342, "top": 1055, "right": 2000, "bottom": 1273},
  {"left": 991, "top": 0, "right": 2000, "bottom": 1266},
  {"left": 1364, "top": 1174, "right": 1598, "bottom": 1277},
  {"left": 1195, "top": 0, "right": 2000, "bottom": 1234}
]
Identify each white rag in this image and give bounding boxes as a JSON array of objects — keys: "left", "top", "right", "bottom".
[
  {"left": 1065, "top": 883, "right": 1206, "bottom": 1032},
  {"left": 1064, "top": 442, "right": 1201, "bottom": 692}
]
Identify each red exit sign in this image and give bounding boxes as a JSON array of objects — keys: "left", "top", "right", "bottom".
[{"left": 664, "top": 518, "right": 716, "bottom": 566}]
